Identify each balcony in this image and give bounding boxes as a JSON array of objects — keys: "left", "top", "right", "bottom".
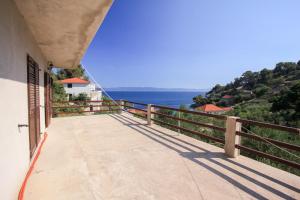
[{"left": 23, "top": 100, "right": 300, "bottom": 199}]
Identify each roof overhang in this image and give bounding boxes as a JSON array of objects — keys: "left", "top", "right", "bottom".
[{"left": 14, "top": 0, "right": 113, "bottom": 68}]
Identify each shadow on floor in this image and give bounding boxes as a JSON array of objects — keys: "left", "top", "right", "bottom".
[{"left": 108, "top": 114, "right": 299, "bottom": 200}]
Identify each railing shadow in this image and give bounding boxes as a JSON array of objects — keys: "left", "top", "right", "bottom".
[
  {"left": 108, "top": 113, "right": 299, "bottom": 200},
  {"left": 143, "top": 120, "right": 300, "bottom": 194}
]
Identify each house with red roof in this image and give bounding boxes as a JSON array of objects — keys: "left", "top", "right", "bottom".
[
  {"left": 219, "top": 95, "right": 234, "bottom": 106},
  {"left": 59, "top": 77, "right": 102, "bottom": 101},
  {"left": 195, "top": 104, "right": 233, "bottom": 114},
  {"left": 222, "top": 95, "right": 233, "bottom": 99}
]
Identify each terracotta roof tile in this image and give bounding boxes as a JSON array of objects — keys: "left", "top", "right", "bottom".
[
  {"left": 222, "top": 95, "right": 233, "bottom": 99},
  {"left": 196, "top": 104, "right": 232, "bottom": 112},
  {"left": 59, "top": 78, "right": 89, "bottom": 84}
]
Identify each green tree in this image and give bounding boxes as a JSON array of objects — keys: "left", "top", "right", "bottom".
[
  {"left": 253, "top": 85, "right": 270, "bottom": 97},
  {"left": 258, "top": 68, "right": 272, "bottom": 84},
  {"left": 271, "top": 81, "right": 300, "bottom": 127},
  {"left": 52, "top": 82, "right": 67, "bottom": 101},
  {"left": 274, "top": 62, "right": 297, "bottom": 76},
  {"left": 192, "top": 95, "right": 211, "bottom": 106},
  {"left": 207, "top": 84, "right": 224, "bottom": 95},
  {"left": 72, "top": 93, "right": 90, "bottom": 101},
  {"left": 240, "top": 71, "right": 258, "bottom": 90},
  {"left": 56, "top": 64, "right": 88, "bottom": 80}
]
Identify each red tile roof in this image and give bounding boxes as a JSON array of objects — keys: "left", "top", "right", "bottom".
[
  {"left": 59, "top": 77, "right": 89, "bottom": 84},
  {"left": 196, "top": 104, "right": 232, "bottom": 112},
  {"left": 196, "top": 104, "right": 224, "bottom": 112},
  {"left": 222, "top": 95, "right": 233, "bottom": 99}
]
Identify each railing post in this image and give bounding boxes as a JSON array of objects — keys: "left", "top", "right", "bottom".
[
  {"left": 177, "top": 111, "right": 181, "bottom": 134},
  {"left": 147, "top": 104, "right": 153, "bottom": 125},
  {"left": 119, "top": 100, "right": 124, "bottom": 114},
  {"left": 225, "top": 116, "right": 241, "bottom": 158}
]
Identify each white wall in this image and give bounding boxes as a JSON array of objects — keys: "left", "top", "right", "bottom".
[
  {"left": 0, "top": 0, "right": 48, "bottom": 199},
  {"left": 64, "top": 83, "right": 91, "bottom": 96},
  {"left": 90, "top": 91, "right": 103, "bottom": 101},
  {"left": 63, "top": 83, "right": 102, "bottom": 100}
]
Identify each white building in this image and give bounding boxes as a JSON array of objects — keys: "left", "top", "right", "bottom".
[
  {"left": 0, "top": 0, "right": 112, "bottom": 199},
  {"left": 59, "top": 77, "right": 102, "bottom": 101}
]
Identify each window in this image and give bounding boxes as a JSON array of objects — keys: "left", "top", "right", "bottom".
[{"left": 67, "top": 83, "right": 72, "bottom": 88}]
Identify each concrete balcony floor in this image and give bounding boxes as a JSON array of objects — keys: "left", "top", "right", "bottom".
[{"left": 24, "top": 113, "right": 300, "bottom": 200}]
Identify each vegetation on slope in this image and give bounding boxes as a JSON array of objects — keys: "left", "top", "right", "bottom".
[
  {"left": 184, "top": 61, "right": 300, "bottom": 175},
  {"left": 193, "top": 61, "right": 300, "bottom": 128}
]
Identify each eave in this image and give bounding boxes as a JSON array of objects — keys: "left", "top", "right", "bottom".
[{"left": 14, "top": 0, "right": 113, "bottom": 68}]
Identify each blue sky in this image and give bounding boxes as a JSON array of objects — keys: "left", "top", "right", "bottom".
[{"left": 82, "top": 0, "right": 300, "bottom": 89}]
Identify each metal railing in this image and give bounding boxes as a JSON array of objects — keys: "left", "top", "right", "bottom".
[
  {"left": 123, "top": 101, "right": 300, "bottom": 170},
  {"left": 234, "top": 118, "right": 300, "bottom": 169},
  {"left": 52, "top": 100, "right": 122, "bottom": 115},
  {"left": 123, "top": 100, "right": 147, "bottom": 118},
  {"left": 150, "top": 104, "right": 226, "bottom": 144}
]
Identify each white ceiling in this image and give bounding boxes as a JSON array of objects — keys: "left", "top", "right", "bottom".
[{"left": 14, "top": 0, "right": 113, "bottom": 68}]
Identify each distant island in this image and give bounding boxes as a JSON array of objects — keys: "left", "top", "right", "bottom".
[{"left": 105, "top": 87, "right": 208, "bottom": 92}]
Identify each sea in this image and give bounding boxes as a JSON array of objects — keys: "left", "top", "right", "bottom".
[{"left": 106, "top": 91, "right": 205, "bottom": 108}]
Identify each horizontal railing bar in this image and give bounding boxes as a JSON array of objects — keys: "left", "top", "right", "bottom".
[
  {"left": 237, "top": 118, "right": 300, "bottom": 135},
  {"left": 54, "top": 109, "right": 121, "bottom": 115},
  {"left": 123, "top": 100, "right": 148, "bottom": 106},
  {"left": 52, "top": 105, "right": 121, "bottom": 109},
  {"left": 52, "top": 100, "right": 121, "bottom": 103},
  {"left": 236, "top": 131, "right": 300, "bottom": 152},
  {"left": 152, "top": 111, "right": 226, "bottom": 132},
  {"left": 152, "top": 105, "right": 227, "bottom": 120},
  {"left": 127, "top": 110, "right": 147, "bottom": 119},
  {"left": 151, "top": 118, "right": 225, "bottom": 144},
  {"left": 124, "top": 105, "right": 147, "bottom": 112},
  {"left": 236, "top": 145, "right": 300, "bottom": 169}
]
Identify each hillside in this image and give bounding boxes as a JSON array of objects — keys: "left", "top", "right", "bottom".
[{"left": 192, "top": 61, "right": 300, "bottom": 127}]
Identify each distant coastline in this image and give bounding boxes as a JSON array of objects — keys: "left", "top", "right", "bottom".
[
  {"left": 106, "top": 91, "right": 206, "bottom": 108},
  {"left": 104, "top": 87, "right": 208, "bottom": 92}
]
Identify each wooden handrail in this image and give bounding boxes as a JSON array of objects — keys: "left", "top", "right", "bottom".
[
  {"left": 124, "top": 105, "right": 147, "bottom": 112},
  {"left": 237, "top": 118, "right": 300, "bottom": 135},
  {"left": 54, "top": 109, "right": 121, "bottom": 115},
  {"left": 123, "top": 100, "right": 148, "bottom": 106},
  {"left": 152, "top": 118, "right": 225, "bottom": 144},
  {"left": 236, "top": 145, "right": 300, "bottom": 169},
  {"left": 52, "top": 104, "right": 121, "bottom": 109},
  {"left": 236, "top": 131, "right": 300, "bottom": 152},
  {"left": 152, "top": 105, "right": 227, "bottom": 120},
  {"left": 152, "top": 111, "right": 226, "bottom": 132},
  {"left": 52, "top": 100, "right": 121, "bottom": 103}
]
